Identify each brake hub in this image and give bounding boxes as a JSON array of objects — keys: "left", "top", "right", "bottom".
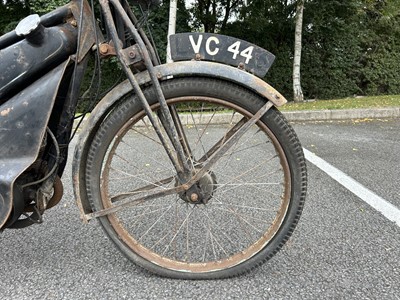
[{"left": 178, "top": 170, "right": 217, "bottom": 204}]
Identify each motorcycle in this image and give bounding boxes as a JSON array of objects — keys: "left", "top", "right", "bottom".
[{"left": 0, "top": 0, "right": 307, "bottom": 279}]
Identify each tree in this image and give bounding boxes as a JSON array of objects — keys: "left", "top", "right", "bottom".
[
  {"left": 166, "top": 0, "right": 177, "bottom": 63},
  {"left": 190, "top": 0, "right": 245, "bottom": 33},
  {"left": 147, "top": 0, "right": 191, "bottom": 62},
  {"left": 3, "top": 0, "right": 400, "bottom": 101},
  {"left": 358, "top": 0, "right": 400, "bottom": 95},
  {"left": 293, "top": 0, "right": 304, "bottom": 102},
  {"left": 223, "top": 0, "right": 297, "bottom": 97}
]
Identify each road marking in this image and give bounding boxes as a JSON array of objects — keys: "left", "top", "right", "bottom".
[{"left": 303, "top": 148, "right": 400, "bottom": 227}]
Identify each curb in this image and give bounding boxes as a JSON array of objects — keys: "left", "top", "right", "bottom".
[
  {"left": 282, "top": 107, "right": 400, "bottom": 122},
  {"left": 73, "top": 107, "right": 400, "bottom": 130}
]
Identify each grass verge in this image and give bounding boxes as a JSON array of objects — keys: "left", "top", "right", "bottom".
[{"left": 280, "top": 95, "right": 400, "bottom": 111}]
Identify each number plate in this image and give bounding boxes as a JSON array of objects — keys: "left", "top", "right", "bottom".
[{"left": 169, "top": 33, "right": 275, "bottom": 78}]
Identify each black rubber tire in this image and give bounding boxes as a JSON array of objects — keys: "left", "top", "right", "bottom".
[{"left": 85, "top": 77, "right": 307, "bottom": 279}]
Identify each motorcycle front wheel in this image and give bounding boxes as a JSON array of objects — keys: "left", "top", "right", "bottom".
[{"left": 85, "top": 77, "right": 307, "bottom": 279}]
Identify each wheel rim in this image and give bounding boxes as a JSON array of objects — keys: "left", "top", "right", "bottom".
[{"left": 100, "top": 96, "right": 291, "bottom": 274}]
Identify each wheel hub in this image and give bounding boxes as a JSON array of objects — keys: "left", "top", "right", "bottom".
[{"left": 178, "top": 170, "right": 217, "bottom": 204}]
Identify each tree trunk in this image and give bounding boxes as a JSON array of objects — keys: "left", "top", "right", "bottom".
[
  {"left": 293, "top": 0, "right": 304, "bottom": 102},
  {"left": 166, "top": 0, "right": 177, "bottom": 63}
]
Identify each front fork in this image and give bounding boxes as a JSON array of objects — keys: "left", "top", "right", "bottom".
[
  {"left": 99, "top": 0, "right": 193, "bottom": 184},
  {"left": 95, "top": 0, "right": 273, "bottom": 214}
]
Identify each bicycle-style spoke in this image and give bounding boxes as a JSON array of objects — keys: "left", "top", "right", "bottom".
[
  {"left": 211, "top": 205, "right": 271, "bottom": 227},
  {"left": 199, "top": 208, "right": 238, "bottom": 250},
  {"left": 189, "top": 106, "right": 217, "bottom": 159},
  {"left": 119, "top": 205, "right": 171, "bottom": 233},
  {"left": 213, "top": 154, "right": 280, "bottom": 192},
  {"left": 197, "top": 117, "right": 247, "bottom": 163},
  {"left": 138, "top": 204, "right": 175, "bottom": 241},
  {"left": 162, "top": 206, "right": 196, "bottom": 256}
]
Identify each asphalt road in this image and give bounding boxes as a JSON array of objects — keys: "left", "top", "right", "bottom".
[{"left": 0, "top": 117, "right": 399, "bottom": 299}]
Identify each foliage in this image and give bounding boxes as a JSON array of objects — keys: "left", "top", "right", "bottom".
[
  {"left": 220, "top": 0, "right": 400, "bottom": 100},
  {"left": 0, "top": 1, "right": 29, "bottom": 35},
  {"left": 222, "top": 0, "right": 297, "bottom": 97},
  {"left": 300, "top": 0, "right": 362, "bottom": 99},
  {"left": 189, "top": 0, "right": 245, "bottom": 32},
  {"left": 2, "top": 0, "right": 400, "bottom": 102},
  {"left": 357, "top": 1, "right": 400, "bottom": 95},
  {"left": 0, "top": 0, "right": 70, "bottom": 35},
  {"left": 147, "top": 0, "right": 192, "bottom": 62},
  {"left": 28, "top": 0, "right": 69, "bottom": 15}
]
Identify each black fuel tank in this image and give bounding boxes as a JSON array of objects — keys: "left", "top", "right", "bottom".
[{"left": 0, "top": 20, "right": 78, "bottom": 102}]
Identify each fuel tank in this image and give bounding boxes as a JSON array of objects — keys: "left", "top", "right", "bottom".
[{"left": 0, "top": 17, "right": 78, "bottom": 103}]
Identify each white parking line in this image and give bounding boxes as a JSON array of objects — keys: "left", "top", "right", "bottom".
[{"left": 303, "top": 148, "right": 400, "bottom": 227}]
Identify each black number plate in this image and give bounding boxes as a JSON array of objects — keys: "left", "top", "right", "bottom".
[{"left": 169, "top": 33, "right": 275, "bottom": 78}]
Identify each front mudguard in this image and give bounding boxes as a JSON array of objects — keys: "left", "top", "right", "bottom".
[{"left": 72, "top": 61, "right": 287, "bottom": 222}]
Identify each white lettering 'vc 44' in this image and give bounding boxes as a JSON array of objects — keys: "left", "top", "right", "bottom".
[{"left": 189, "top": 34, "right": 255, "bottom": 64}]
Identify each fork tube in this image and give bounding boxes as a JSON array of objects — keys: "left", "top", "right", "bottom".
[
  {"left": 108, "top": 0, "right": 193, "bottom": 179},
  {"left": 99, "top": 0, "right": 190, "bottom": 179},
  {"left": 157, "top": 106, "right": 193, "bottom": 165}
]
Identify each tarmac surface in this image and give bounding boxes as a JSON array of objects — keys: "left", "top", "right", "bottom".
[{"left": 0, "top": 107, "right": 399, "bottom": 299}]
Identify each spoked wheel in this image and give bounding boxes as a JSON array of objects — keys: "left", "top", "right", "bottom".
[{"left": 85, "top": 77, "right": 307, "bottom": 279}]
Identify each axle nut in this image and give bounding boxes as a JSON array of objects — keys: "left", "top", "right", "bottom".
[{"left": 190, "top": 193, "right": 199, "bottom": 202}]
